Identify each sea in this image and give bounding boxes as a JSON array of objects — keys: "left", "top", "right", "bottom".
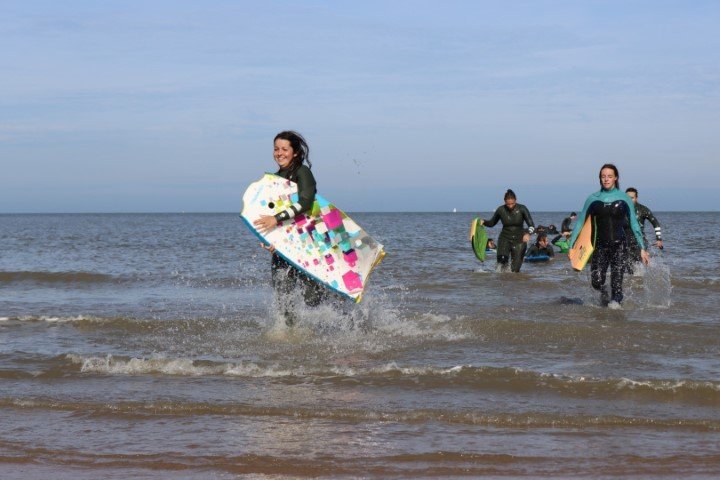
[{"left": 1, "top": 211, "right": 719, "bottom": 479}]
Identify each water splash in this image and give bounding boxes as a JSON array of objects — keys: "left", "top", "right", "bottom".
[{"left": 643, "top": 254, "right": 672, "bottom": 308}]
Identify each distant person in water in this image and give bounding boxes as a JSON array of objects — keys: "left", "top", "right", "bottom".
[
  {"left": 253, "top": 130, "right": 328, "bottom": 326},
  {"left": 568, "top": 164, "right": 649, "bottom": 307},
  {"left": 551, "top": 232, "right": 570, "bottom": 253},
  {"left": 486, "top": 238, "right": 497, "bottom": 251},
  {"left": 479, "top": 189, "right": 535, "bottom": 272},
  {"left": 526, "top": 233, "right": 555, "bottom": 259},
  {"left": 561, "top": 212, "right": 577, "bottom": 235},
  {"left": 624, "top": 187, "right": 663, "bottom": 274}
]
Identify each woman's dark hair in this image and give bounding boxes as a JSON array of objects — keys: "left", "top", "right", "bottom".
[
  {"left": 598, "top": 163, "right": 620, "bottom": 189},
  {"left": 504, "top": 189, "right": 516, "bottom": 201},
  {"left": 274, "top": 130, "right": 311, "bottom": 170},
  {"left": 535, "top": 232, "right": 548, "bottom": 246},
  {"left": 626, "top": 187, "right": 638, "bottom": 196}
]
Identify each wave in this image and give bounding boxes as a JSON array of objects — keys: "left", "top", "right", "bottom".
[
  {"left": 4, "top": 355, "right": 719, "bottom": 405},
  {"left": 2, "top": 395, "right": 719, "bottom": 432}
]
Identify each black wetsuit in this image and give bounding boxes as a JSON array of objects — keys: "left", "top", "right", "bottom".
[
  {"left": 570, "top": 188, "right": 645, "bottom": 304},
  {"left": 270, "top": 165, "right": 327, "bottom": 325},
  {"left": 526, "top": 243, "right": 555, "bottom": 258},
  {"left": 625, "top": 202, "right": 662, "bottom": 264},
  {"left": 561, "top": 216, "right": 574, "bottom": 233},
  {"left": 483, "top": 204, "right": 535, "bottom": 272}
]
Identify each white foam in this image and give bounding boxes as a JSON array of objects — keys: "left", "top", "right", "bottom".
[
  {"left": 16, "top": 315, "right": 93, "bottom": 323},
  {"left": 66, "top": 354, "right": 302, "bottom": 377}
]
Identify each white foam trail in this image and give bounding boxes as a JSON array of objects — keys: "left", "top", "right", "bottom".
[
  {"left": 67, "top": 354, "right": 303, "bottom": 377},
  {"left": 16, "top": 315, "right": 94, "bottom": 323}
]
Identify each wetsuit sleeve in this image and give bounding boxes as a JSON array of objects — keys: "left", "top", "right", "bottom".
[
  {"left": 483, "top": 207, "right": 502, "bottom": 228},
  {"left": 551, "top": 234, "right": 562, "bottom": 245},
  {"left": 520, "top": 205, "right": 535, "bottom": 234},
  {"left": 274, "top": 166, "right": 317, "bottom": 223},
  {"left": 644, "top": 207, "right": 662, "bottom": 240},
  {"left": 625, "top": 196, "right": 646, "bottom": 249}
]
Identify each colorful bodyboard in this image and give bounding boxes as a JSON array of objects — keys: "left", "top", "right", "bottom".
[
  {"left": 569, "top": 216, "right": 594, "bottom": 271},
  {"left": 470, "top": 218, "right": 488, "bottom": 262},
  {"left": 241, "top": 173, "right": 385, "bottom": 303}
]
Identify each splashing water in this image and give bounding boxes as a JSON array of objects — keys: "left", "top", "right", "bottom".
[{"left": 643, "top": 254, "right": 672, "bottom": 308}]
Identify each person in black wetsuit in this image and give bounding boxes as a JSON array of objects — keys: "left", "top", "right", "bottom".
[
  {"left": 479, "top": 189, "right": 535, "bottom": 272},
  {"left": 561, "top": 212, "right": 577, "bottom": 235},
  {"left": 568, "top": 164, "right": 649, "bottom": 307},
  {"left": 526, "top": 233, "right": 555, "bottom": 259},
  {"left": 624, "top": 187, "right": 663, "bottom": 274},
  {"left": 253, "top": 130, "right": 327, "bottom": 325}
]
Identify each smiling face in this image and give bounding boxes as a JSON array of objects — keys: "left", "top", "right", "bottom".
[
  {"left": 274, "top": 138, "right": 297, "bottom": 170},
  {"left": 504, "top": 198, "right": 517, "bottom": 210},
  {"left": 600, "top": 167, "right": 618, "bottom": 190},
  {"left": 626, "top": 190, "right": 638, "bottom": 204}
]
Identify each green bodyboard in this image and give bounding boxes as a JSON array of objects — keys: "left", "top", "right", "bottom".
[
  {"left": 470, "top": 218, "right": 488, "bottom": 262},
  {"left": 554, "top": 239, "right": 570, "bottom": 254}
]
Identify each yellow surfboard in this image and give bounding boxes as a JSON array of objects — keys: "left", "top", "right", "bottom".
[{"left": 569, "top": 216, "right": 594, "bottom": 271}]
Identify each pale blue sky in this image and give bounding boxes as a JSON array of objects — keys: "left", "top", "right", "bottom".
[{"left": 2, "top": 0, "right": 719, "bottom": 212}]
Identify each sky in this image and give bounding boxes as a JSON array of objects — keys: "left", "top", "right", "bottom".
[{"left": 1, "top": 0, "right": 719, "bottom": 213}]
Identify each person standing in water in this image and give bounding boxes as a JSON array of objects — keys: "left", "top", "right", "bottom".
[
  {"left": 568, "top": 164, "right": 649, "bottom": 307},
  {"left": 624, "top": 187, "right": 663, "bottom": 274},
  {"left": 253, "top": 130, "right": 327, "bottom": 325},
  {"left": 479, "top": 189, "right": 535, "bottom": 272},
  {"left": 561, "top": 212, "right": 577, "bottom": 235}
]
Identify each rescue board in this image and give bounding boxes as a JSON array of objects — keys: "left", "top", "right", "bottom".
[
  {"left": 469, "top": 218, "right": 488, "bottom": 261},
  {"left": 241, "top": 173, "right": 385, "bottom": 303},
  {"left": 569, "top": 215, "right": 594, "bottom": 271}
]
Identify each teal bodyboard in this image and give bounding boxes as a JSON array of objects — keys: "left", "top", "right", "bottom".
[{"left": 525, "top": 254, "right": 550, "bottom": 263}]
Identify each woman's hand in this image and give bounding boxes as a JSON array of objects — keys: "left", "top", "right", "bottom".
[
  {"left": 260, "top": 243, "right": 276, "bottom": 254},
  {"left": 253, "top": 215, "right": 278, "bottom": 234},
  {"left": 522, "top": 233, "right": 530, "bottom": 244},
  {"left": 641, "top": 249, "right": 650, "bottom": 265}
]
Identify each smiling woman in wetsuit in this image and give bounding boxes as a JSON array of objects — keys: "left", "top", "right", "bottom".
[
  {"left": 253, "top": 130, "right": 326, "bottom": 325},
  {"left": 568, "top": 164, "right": 649, "bottom": 307},
  {"left": 479, "top": 189, "right": 535, "bottom": 273}
]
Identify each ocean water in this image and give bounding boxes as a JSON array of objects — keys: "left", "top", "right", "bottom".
[{"left": 1, "top": 211, "right": 719, "bottom": 479}]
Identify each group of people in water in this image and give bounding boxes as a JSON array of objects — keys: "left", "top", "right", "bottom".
[
  {"left": 479, "top": 164, "right": 663, "bottom": 307},
  {"left": 254, "top": 130, "right": 665, "bottom": 324}
]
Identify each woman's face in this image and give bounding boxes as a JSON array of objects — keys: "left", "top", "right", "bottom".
[
  {"left": 504, "top": 198, "right": 517, "bottom": 209},
  {"left": 600, "top": 167, "right": 617, "bottom": 190},
  {"left": 274, "top": 139, "right": 296, "bottom": 169}
]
